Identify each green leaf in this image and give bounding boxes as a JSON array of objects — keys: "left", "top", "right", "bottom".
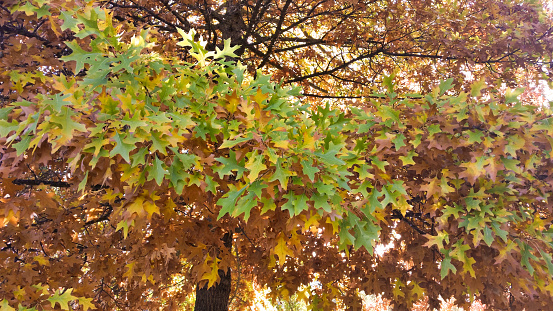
[
  {"left": 116, "top": 219, "right": 133, "bottom": 238},
  {"left": 491, "top": 222, "right": 508, "bottom": 243},
  {"left": 78, "top": 171, "right": 88, "bottom": 193},
  {"left": 538, "top": 249, "right": 553, "bottom": 276},
  {"left": 214, "top": 150, "right": 247, "bottom": 179},
  {"left": 470, "top": 78, "right": 486, "bottom": 97},
  {"left": 217, "top": 185, "right": 248, "bottom": 219},
  {"left": 519, "top": 242, "right": 537, "bottom": 275},
  {"left": 281, "top": 193, "right": 308, "bottom": 216},
  {"left": 268, "top": 159, "right": 292, "bottom": 190},
  {"left": 171, "top": 148, "right": 198, "bottom": 170},
  {"left": 17, "top": 2, "right": 36, "bottom": 16},
  {"left": 0, "top": 299, "right": 15, "bottom": 311},
  {"left": 214, "top": 38, "right": 240, "bottom": 59},
  {"left": 149, "top": 155, "right": 168, "bottom": 185},
  {"left": 220, "top": 133, "right": 253, "bottom": 149},
  {"left": 149, "top": 131, "right": 169, "bottom": 155},
  {"left": 377, "top": 106, "right": 400, "bottom": 123},
  {"left": 121, "top": 113, "right": 148, "bottom": 132},
  {"left": 392, "top": 133, "right": 406, "bottom": 150},
  {"left": 424, "top": 230, "right": 449, "bottom": 250},
  {"left": 301, "top": 159, "right": 320, "bottom": 182},
  {"left": 204, "top": 175, "right": 218, "bottom": 194},
  {"left": 369, "top": 156, "right": 388, "bottom": 172},
  {"left": 382, "top": 73, "right": 395, "bottom": 92},
  {"left": 380, "top": 183, "right": 401, "bottom": 207},
  {"left": 505, "top": 87, "right": 525, "bottom": 105},
  {"left": 314, "top": 143, "right": 345, "bottom": 166},
  {"left": 501, "top": 157, "right": 521, "bottom": 174},
  {"left": 483, "top": 225, "right": 494, "bottom": 247},
  {"left": 440, "top": 254, "right": 457, "bottom": 279},
  {"left": 352, "top": 219, "right": 380, "bottom": 254},
  {"left": 61, "top": 40, "right": 98, "bottom": 73},
  {"left": 13, "top": 135, "right": 31, "bottom": 156},
  {"left": 427, "top": 124, "right": 441, "bottom": 136},
  {"left": 131, "top": 147, "right": 149, "bottom": 167},
  {"left": 51, "top": 106, "right": 87, "bottom": 141},
  {"left": 245, "top": 152, "right": 267, "bottom": 182},
  {"left": 109, "top": 132, "right": 136, "bottom": 163},
  {"left": 466, "top": 130, "right": 484, "bottom": 143},
  {"left": 47, "top": 289, "right": 78, "bottom": 310},
  {"left": 313, "top": 193, "right": 332, "bottom": 213},
  {"left": 248, "top": 180, "right": 267, "bottom": 198},
  {"left": 439, "top": 78, "right": 454, "bottom": 95},
  {"left": 234, "top": 192, "right": 258, "bottom": 221}
]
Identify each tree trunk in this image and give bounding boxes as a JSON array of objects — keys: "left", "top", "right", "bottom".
[
  {"left": 194, "top": 268, "right": 232, "bottom": 311},
  {"left": 194, "top": 232, "right": 233, "bottom": 311}
]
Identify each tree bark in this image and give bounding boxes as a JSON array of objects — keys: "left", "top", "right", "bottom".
[
  {"left": 194, "top": 232, "right": 233, "bottom": 311},
  {"left": 194, "top": 268, "right": 232, "bottom": 311}
]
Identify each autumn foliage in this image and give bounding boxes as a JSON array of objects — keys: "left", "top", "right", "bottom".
[{"left": 1, "top": 1, "right": 553, "bottom": 311}]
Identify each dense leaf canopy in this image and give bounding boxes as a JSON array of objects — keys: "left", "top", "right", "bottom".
[{"left": 1, "top": 1, "right": 553, "bottom": 311}]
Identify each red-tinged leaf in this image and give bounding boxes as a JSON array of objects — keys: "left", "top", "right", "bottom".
[
  {"left": 458, "top": 157, "right": 486, "bottom": 185},
  {"left": 420, "top": 177, "right": 440, "bottom": 198}
]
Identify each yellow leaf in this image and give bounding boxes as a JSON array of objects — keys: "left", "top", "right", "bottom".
[
  {"left": 253, "top": 88, "right": 268, "bottom": 105},
  {"left": 116, "top": 219, "right": 134, "bottom": 238},
  {"left": 225, "top": 92, "right": 240, "bottom": 114},
  {"left": 13, "top": 286, "right": 25, "bottom": 301},
  {"left": 463, "top": 256, "right": 477, "bottom": 278},
  {"left": 33, "top": 255, "right": 50, "bottom": 266},
  {"left": 458, "top": 157, "right": 486, "bottom": 185},
  {"left": 245, "top": 152, "right": 267, "bottom": 182},
  {"left": 273, "top": 139, "right": 289, "bottom": 150},
  {"left": 273, "top": 233, "right": 293, "bottom": 266},
  {"left": 31, "top": 283, "right": 49, "bottom": 295},
  {"left": 141, "top": 274, "right": 155, "bottom": 285},
  {"left": 392, "top": 279, "right": 405, "bottom": 299},
  {"left": 201, "top": 255, "right": 221, "bottom": 288},
  {"left": 116, "top": 93, "right": 135, "bottom": 113},
  {"left": 440, "top": 176, "right": 455, "bottom": 194},
  {"left": 47, "top": 289, "right": 78, "bottom": 310},
  {"left": 301, "top": 129, "right": 315, "bottom": 151},
  {"left": 410, "top": 281, "right": 425, "bottom": 299},
  {"left": 325, "top": 217, "right": 339, "bottom": 234},
  {"left": 123, "top": 262, "right": 135, "bottom": 279},
  {"left": 290, "top": 230, "right": 302, "bottom": 251},
  {"left": 126, "top": 197, "right": 145, "bottom": 216},
  {"left": 78, "top": 297, "right": 97, "bottom": 311},
  {"left": 280, "top": 287, "right": 290, "bottom": 299},
  {"left": 48, "top": 15, "right": 62, "bottom": 36},
  {"left": 303, "top": 212, "right": 320, "bottom": 232},
  {"left": 295, "top": 289, "right": 309, "bottom": 303},
  {"left": 545, "top": 281, "right": 553, "bottom": 295},
  {"left": 396, "top": 196, "right": 411, "bottom": 217},
  {"left": 143, "top": 199, "right": 160, "bottom": 219},
  {"left": 0, "top": 299, "right": 15, "bottom": 311}
]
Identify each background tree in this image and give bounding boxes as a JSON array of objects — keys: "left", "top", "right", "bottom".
[
  {"left": 102, "top": 0, "right": 553, "bottom": 99},
  {"left": 2, "top": 0, "right": 553, "bottom": 102},
  {"left": 1, "top": 1, "right": 553, "bottom": 311}
]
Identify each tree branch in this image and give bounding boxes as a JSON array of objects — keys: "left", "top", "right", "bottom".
[{"left": 12, "top": 179, "right": 70, "bottom": 188}]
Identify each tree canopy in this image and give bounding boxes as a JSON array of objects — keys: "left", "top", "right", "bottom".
[{"left": 1, "top": 1, "right": 553, "bottom": 311}]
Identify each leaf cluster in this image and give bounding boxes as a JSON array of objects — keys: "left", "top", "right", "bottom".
[{"left": 1, "top": 2, "right": 553, "bottom": 311}]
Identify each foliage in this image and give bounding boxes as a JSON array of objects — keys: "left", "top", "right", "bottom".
[
  {"left": 1, "top": 1, "right": 553, "bottom": 311},
  {"left": 102, "top": 0, "right": 553, "bottom": 101}
]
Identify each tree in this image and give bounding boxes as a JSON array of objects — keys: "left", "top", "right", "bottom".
[
  {"left": 103, "top": 0, "right": 553, "bottom": 99},
  {"left": 1, "top": 1, "right": 553, "bottom": 311}
]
